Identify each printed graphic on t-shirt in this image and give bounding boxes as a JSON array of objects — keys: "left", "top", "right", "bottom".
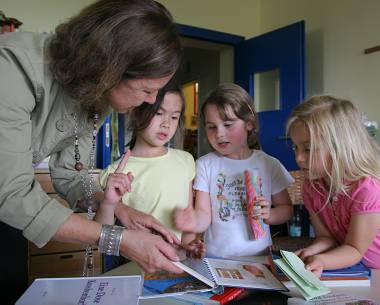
[{"left": 216, "top": 172, "right": 247, "bottom": 221}]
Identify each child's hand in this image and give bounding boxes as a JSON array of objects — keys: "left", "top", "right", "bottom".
[
  {"left": 295, "top": 246, "right": 318, "bottom": 261},
  {"left": 254, "top": 196, "right": 271, "bottom": 221},
  {"left": 173, "top": 204, "right": 197, "bottom": 232},
  {"left": 103, "top": 151, "right": 134, "bottom": 208},
  {"left": 183, "top": 238, "right": 206, "bottom": 259},
  {"left": 304, "top": 254, "right": 324, "bottom": 278}
]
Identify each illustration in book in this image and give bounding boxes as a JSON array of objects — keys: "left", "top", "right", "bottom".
[{"left": 141, "top": 268, "right": 212, "bottom": 299}]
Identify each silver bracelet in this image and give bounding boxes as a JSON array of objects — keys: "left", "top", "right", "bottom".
[{"left": 98, "top": 224, "right": 124, "bottom": 256}]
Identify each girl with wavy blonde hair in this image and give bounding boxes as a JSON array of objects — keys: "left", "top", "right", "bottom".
[{"left": 287, "top": 95, "right": 380, "bottom": 276}]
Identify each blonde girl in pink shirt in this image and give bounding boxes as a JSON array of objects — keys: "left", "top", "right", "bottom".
[{"left": 287, "top": 95, "right": 380, "bottom": 277}]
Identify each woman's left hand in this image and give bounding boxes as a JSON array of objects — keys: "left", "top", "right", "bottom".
[{"left": 116, "top": 204, "right": 181, "bottom": 245}]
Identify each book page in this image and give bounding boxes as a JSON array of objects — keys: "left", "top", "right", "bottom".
[
  {"left": 205, "top": 258, "right": 287, "bottom": 291},
  {"left": 173, "top": 258, "right": 216, "bottom": 288}
]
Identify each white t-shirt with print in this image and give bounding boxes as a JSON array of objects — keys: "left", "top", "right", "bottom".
[{"left": 194, "top": 150, "right": 294, "bottom": 257}]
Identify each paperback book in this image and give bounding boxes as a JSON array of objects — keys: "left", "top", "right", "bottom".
[
  {"left": 172, "top": 257, "right": 288, "bottom": 292},
  {"left": 16, "top": 275, "right": 142, "bottom": 305}
]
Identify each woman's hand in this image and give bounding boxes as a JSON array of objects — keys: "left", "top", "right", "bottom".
[
  {"left": 120, "top": 229, "right": 183, "bottom": 274},
  {"left": 116, "top": 204, "right": 180, "bottom": 245}
]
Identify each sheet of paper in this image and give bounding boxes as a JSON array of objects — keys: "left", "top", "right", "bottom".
[
  {"left": 280, "top": 250, "right": 324, "bottom": 288},
  {"left": 274, "top": 256, "right": 330, "bottom": 300}
]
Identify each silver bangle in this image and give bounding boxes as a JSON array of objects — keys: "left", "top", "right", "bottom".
[{"left": 98, "top": 224, "right": 124, "bottom": 256}]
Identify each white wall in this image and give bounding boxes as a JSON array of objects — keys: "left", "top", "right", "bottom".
[
  {"left": 0, "top": 0, "right": 260, "bottom": 36},
  {"left": 259, "top": 0, "right": 380, "bottom": 134},
  {"left": 157, "top": 0, "right": 261, "bottom": 38},
  {"left": 0, "top": 0, "right": 93, "bottom": 33}
]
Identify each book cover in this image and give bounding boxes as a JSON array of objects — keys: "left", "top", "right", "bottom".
[
  {"left": 173, "top": 257, "right": 288, "bottom": 292},
  {"left": 16, "top": 275, "right": 142, "bottom": 305},
  {"left": 210, "top": 287, "right": 246, "bottom": 304}
]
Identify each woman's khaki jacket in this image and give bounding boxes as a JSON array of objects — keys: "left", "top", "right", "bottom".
[{"left": 0, "top": 32, "right": 105, "bottom": 247}]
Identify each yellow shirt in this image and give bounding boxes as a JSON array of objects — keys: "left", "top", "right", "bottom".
[{"left": 99, "top": 148, "right": 195, "bottom": 238}]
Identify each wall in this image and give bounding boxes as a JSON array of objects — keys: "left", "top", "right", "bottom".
[
  {"left": 1, "top": 0, "right": 379, "bottom": 135},
  {"left": 0, "top": 0, "right": 93, "bottom": 33},
  {"left": 157, "top": 0, "right": 260, "bottom": 38},
  {"left": 0, "top": 0, "right": 260, "bottom": 37},
  {"left": 259, "top": 0, "right": 380, "bottom": 139}
]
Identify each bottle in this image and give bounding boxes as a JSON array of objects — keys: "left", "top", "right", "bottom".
[{"left": 289, "top": 206, "right": 301, "bottom": 237}]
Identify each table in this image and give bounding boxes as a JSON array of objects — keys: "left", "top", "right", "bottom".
[{"left": 104, "top": 261, "right": 380, "bottom": 304}]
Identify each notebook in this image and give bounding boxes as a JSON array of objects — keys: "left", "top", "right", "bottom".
[{"left": 172, "top": 257, "right": 287, "bottom": 292}]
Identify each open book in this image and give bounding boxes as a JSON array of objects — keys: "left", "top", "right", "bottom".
[
  {"left": 274, "top": 250, "right": 331, "bottom": 300},
  {"left": 172, "top": 257, "right": 287, "bottom": 292}
]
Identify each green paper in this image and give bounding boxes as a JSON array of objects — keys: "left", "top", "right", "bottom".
[{"left": 274, "top": 251, "right": 330, "bottom": 300}]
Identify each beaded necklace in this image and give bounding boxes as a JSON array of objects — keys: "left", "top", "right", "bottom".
[{"left": 73, "top": 112, "right": 99, "bottom": 276}]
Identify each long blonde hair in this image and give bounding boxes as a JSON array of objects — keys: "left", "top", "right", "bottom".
[{"left": 287, "top": 95, "right": 380, "bottom": 197}]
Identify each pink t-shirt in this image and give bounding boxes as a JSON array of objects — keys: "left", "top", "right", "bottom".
[{"left": 303, "top": 176, "right": 380, "bottom": 269}]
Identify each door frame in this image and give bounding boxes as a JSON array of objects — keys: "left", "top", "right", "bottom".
[{"left": 177, "top": 23, "right": 245, "bottom": 47}]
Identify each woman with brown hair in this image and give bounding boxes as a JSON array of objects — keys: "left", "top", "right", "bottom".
[{"left": 0, "top": 1, "right": 184, "bottom": 300}]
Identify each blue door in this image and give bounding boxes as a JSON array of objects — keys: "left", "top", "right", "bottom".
[
  {"left": 97, "top": 22, "right": 305, "bottom": 170},
  {"left": 235, "top": 21, "right": 305, "bottom": 170}
]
